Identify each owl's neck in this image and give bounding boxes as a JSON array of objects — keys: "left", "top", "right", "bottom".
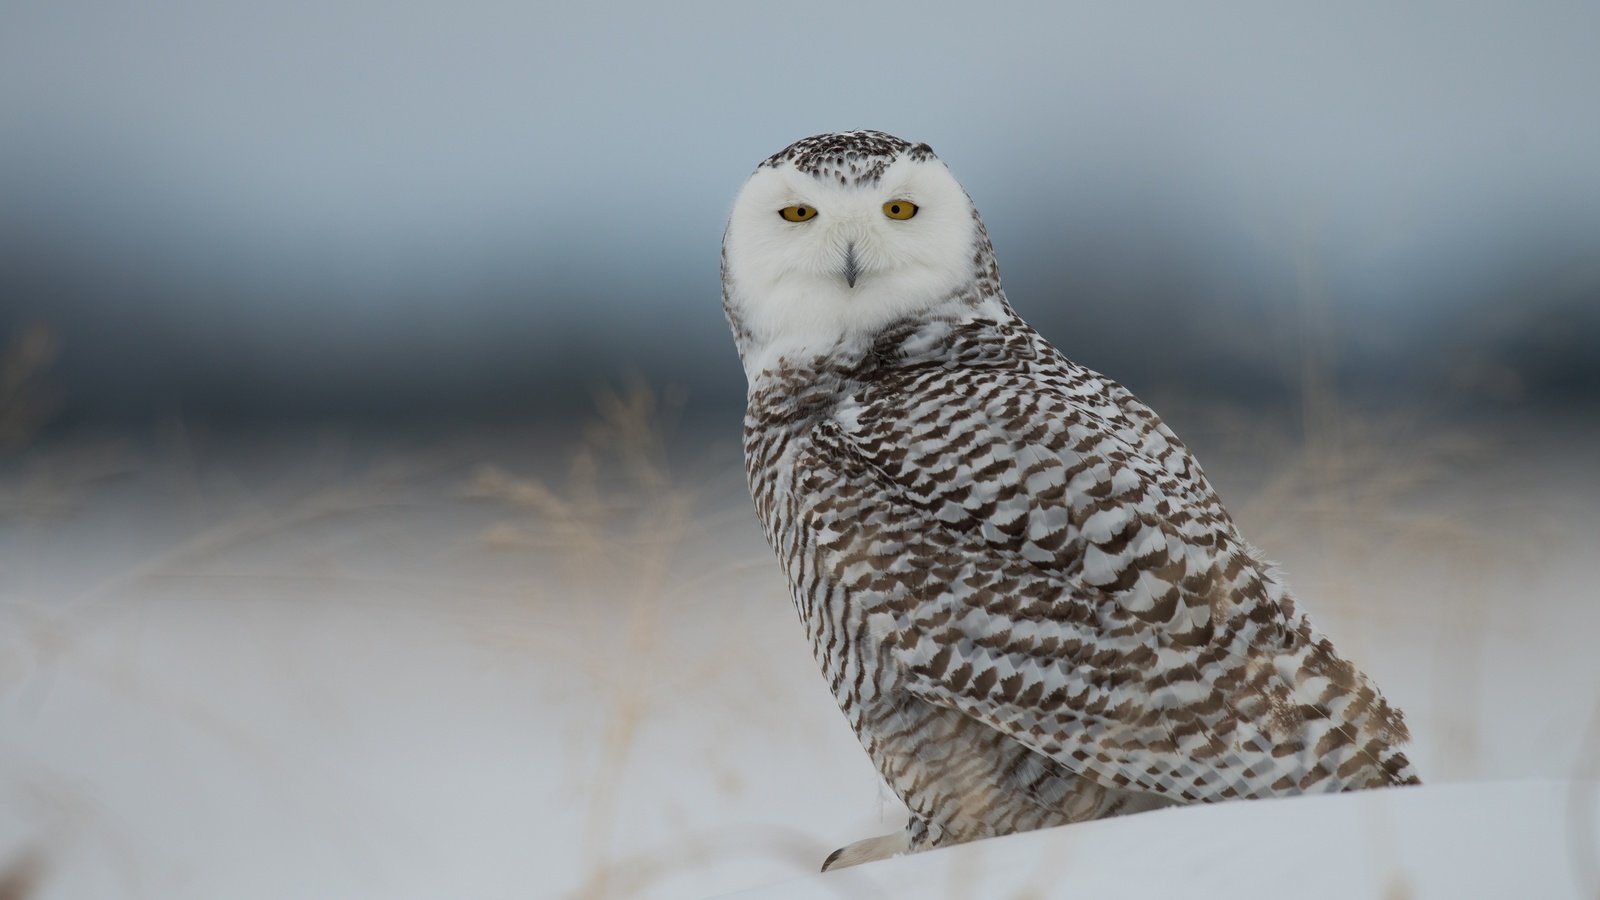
[{"left": 739, "top": 292, "right": 1020, "bottom": 390}]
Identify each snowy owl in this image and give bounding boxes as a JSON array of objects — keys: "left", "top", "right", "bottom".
[{"left": 721, "top": 131, "right": 1419, "bottom": 871}]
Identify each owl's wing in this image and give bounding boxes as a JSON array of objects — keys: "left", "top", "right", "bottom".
[{"left": 804, "top": 357, "right": 1404, "bottom": 802}]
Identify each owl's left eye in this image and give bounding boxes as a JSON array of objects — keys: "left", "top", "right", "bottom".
[{"left": 882, "top": 200, "right": 918, "bottom": 220}]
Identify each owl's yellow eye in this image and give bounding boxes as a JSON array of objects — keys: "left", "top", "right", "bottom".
[
  {"left": 882, "top": 200, "right": 918, "bottom": 220},
  {"left": 779, "top": 205, "right": 817, "bottom": 222}
]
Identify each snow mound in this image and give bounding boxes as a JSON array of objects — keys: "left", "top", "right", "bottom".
[{"left": 729, "top": 781, "right": 1600, "bottom": 899}]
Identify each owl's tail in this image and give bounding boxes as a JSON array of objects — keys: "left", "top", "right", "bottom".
[
  {"left": 1376, "top": 747, "right": 1423, "bottom": 786},
  {"left": 1290, "top": 635, "right": 1423, "bottom": 792}
]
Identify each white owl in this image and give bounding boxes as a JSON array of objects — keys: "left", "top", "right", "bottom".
[{"left": 722, "top": 131, "right": 1418, "bottom": 871}]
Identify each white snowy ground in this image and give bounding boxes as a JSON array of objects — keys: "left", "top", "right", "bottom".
[
  {"left": 1, "top": 403, "right": 1597, "bottom": 898},
  {"left": 739, "top": 781, "right": 1600, "bottom": 899}
]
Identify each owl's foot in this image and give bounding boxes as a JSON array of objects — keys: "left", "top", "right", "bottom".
[
  {"left": 821, "top": 817, "right": 945, "bottom": 872},
  {"left": 820, "top": 831, "right": 910, "bottom": 872}
]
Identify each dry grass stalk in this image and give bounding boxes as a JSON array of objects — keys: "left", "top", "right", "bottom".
[
  {"left": 0, "top": 849, "right": 43, "bottom": 900},
  {"left": 0, "top": 323, "right": 60, "bottom": 452},
  {"left": 467, "top": 382, "right": 772, "bottom": 898}
]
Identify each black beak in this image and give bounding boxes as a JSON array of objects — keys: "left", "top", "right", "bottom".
[{"left": 844, "top": 242, "right": 859, "bottom": 288}]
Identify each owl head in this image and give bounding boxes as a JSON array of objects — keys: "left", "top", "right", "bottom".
[{"left": 722, "top": 131, "right": 1001, "bottom": 376}]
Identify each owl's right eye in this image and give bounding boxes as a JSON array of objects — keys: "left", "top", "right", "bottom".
[{"left": 779, "top": 205, "right": 817, "bottom": 223}]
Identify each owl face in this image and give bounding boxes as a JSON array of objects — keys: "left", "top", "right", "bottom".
[{"left": 723, "top": 140, "right": 980, "bottom": 360}]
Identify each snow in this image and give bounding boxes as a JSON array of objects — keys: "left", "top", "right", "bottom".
[
  {"left": 1, "top": 412, "right": 1597, "bottom": 898},
  {"left": 732, "top": 781, "right": 1600, "bottom": 899}
]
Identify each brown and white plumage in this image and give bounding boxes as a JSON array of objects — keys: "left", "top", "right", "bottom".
[{"left": 722, "top": 131, "right": 1418, "bottom": 870}]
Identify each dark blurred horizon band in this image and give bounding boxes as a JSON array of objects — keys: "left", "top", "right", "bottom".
[{"left": 2, "top": 1, "right": 1596, "bottom": 432}]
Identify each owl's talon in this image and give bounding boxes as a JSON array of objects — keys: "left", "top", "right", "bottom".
[{"left": 819, "top": 831, "right": 911, "bottom": 872}]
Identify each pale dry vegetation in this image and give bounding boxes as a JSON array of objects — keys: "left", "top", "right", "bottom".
[
  {"left": 0, "top": 324, "right": 58, "bottom": 453},
  {"left": 465, "top": 384, "right": 807, "bottom": 898}
]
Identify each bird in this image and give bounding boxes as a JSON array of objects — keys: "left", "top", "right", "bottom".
[{"left": 721, "top": 130, "right": 1419, "bottom": 872}]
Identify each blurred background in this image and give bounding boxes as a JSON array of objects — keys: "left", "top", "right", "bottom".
[{"left": 2, "top": 2, "right": 1597, "bottom": 898}]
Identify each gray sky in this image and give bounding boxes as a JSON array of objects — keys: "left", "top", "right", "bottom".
[{"left": 2, "top": 1, "right": 1597, "bottom": 422}]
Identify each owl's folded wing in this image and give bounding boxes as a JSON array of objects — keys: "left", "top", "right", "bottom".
[{"left": 805, "top": 371, "right": 1403, "bottom": 801}]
